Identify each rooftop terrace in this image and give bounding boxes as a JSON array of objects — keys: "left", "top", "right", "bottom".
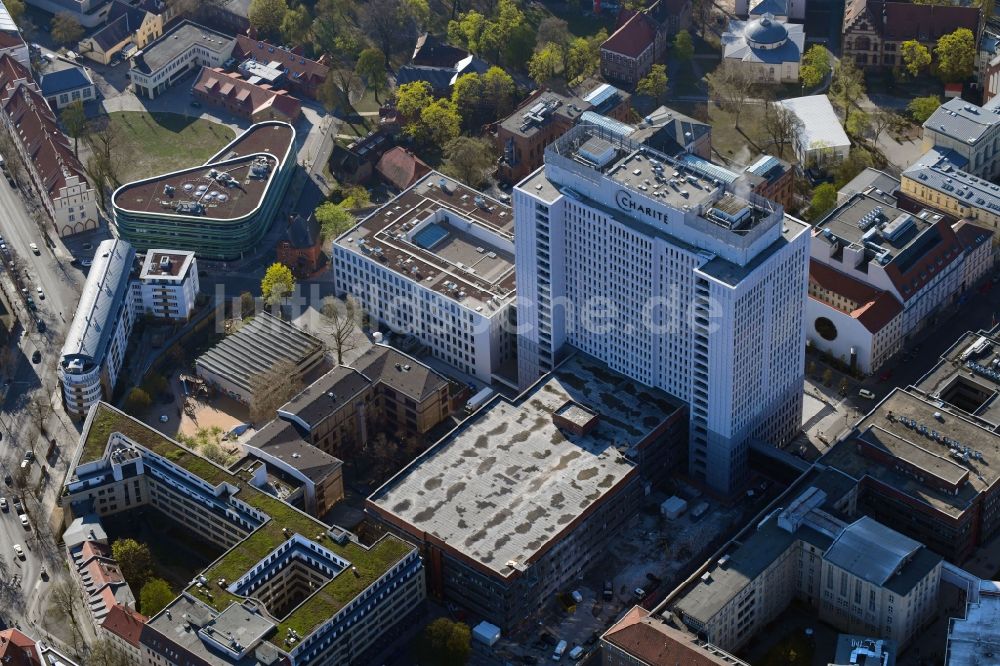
[
  {"left": 112, "top": 123, "right": 294, "bottom": 221},
  {"left": 72, "top": 403, "right": 414, "bottom": 649},
  {"left": 368, "top": 354, "right": 681, "bottom": 577},
  {"left": 336, "top": 172, "right": 516, "bottom": 311}
]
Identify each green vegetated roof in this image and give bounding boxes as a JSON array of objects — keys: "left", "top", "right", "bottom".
[{"left": 80, "top": 403, "right": 413, "bottom": 645}]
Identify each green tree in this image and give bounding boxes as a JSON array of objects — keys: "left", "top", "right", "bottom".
[
  {"left": 314, "top": 202, "right": 355, "bottom": 241},
  {"left": 908, "top": 95, "right": 941, "bottom": 123},
  {"left": 673, "top": 30, "right": 694, "bottom": 62},
  {"left": 4, "top": 0, "right": 23, "bottom": 23},
  {"left": 50, "top": 13, "right": 84, "bottom": 46},
  {"left": 565, "top": 30, "right": 606, "bottom": 81},
  {"left": 395, "top": 81, "right": 434, "bottom": 122},
  {"left": 248, "top": 0, "right": 288, "bottom": 39},
  {"left": 528, "top": 42, "right": 563, "bottom": 85},
  {"left": 139, "top": 578, "right": 174, "bottom": 616},
  {"left": 419, "top": 98, "right": 461, "bottom": 146},
  {"left": 337, "top": 184, "right": 370, "bottom": 209},
  {"left": 846, "top": 109, "right": 870, "bottom": 138},
  {"left": 901, "top": 40, "right": 931, "bottom": 77},
  {"left": 112, "top": 538, "right": 153, "bottom": 591},
  {"left": 480, "top": 67, "right": 516, "bottom": 119},
  {"left": 935, "top": 28, "right": 975, "bottom": 82},
  {"left": 60, "top": 100, "right": 87, "bottom": 158},
  {"left": 536, "top": 16, "right": 571, "bottom": 51},
  {"left": 636, "top": 64, "right": 669, "bottom": 102},
  {"left": 447, "top": 10, "right": 487, "bottom": 53},
  {"left": 833, "top": 148, "right": 876, "bottom": 189},
  {"left": 706, "top": 59, "right": 755, "bottom": 128},
  {"left": 808, "top": 183, "right": 838, "bottom": 221},
  {"left": 829, "top": 60, "right": 866, "bottom": 117},
  {"left": 355, "top": 48, "right": 388, "bottom": 102},
  {"left": 416, "top": 618, "right": 471, "bottom": 666},
  {"left": 799, "top": 45, "right": 830, "bottom": 88},
  {"left": 280, "top": 5, "right": 311, "bottom": 45},
  {"left": 441, "top": 136, "right": 496, "bottom": 188},
  {"left": 451, "top": 72, "right": 485, "bottom": 128},
  {"left": 124, "top": 388, "right": 152, "bottom": 415},
  {"left": 88, "top": 639, "right": 131, "bottom": 666},
  {"left": 261, "top": 262, "right": 294, "bottom": 306}
]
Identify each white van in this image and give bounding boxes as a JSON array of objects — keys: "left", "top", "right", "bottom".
[
  {"left": 568, "top": 646, "right": 585, "bottom": 661},
  {"left": 552, "top": 639, "right": 567, "bottom": 661},
  {"left": 858, "top": 388, "right": 876, "bottom": 400}
]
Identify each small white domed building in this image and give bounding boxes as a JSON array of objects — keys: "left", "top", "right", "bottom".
[{"left": 722, "top": 13, "right": 805, "bottom": 84}]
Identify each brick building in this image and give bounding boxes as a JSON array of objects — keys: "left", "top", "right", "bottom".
[
  {"left": 191, "top": 66, "right": 302, "bottom": 123},
  {"left": 842, "top": 0, "right": 979, "bottom": 71},
  {"left": 495, "top": 84, "right": 630, "bottom": 184},
  {"left": 276, "top": 213, "right": 324, "bottom": 277},
  {"left": 600, "top": 0, "right": 670, "bottom": 86}
]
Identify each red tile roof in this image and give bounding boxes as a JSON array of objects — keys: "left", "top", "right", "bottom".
[
  {"left": 602, "top": 11, "right": 659, "bottom": 58},
  {"left": 954, "top": 220, "right": 994, "bottom": 249},
  {"left": 376, "top": 147, "right": 431, "bottom": 191},
  {"left": 846, "top": 0, "right": 979, "bottom": 43},
  {"left": 78, "top": 539, "right": 111, "bottom": 564},
  {"left": 883, "top": 218, "right": 962, "bottom": 302},
  {"left": 809, "top": 259, "right": 903, "bottom": 334},
  {"left": 2, "top": 83, "right": 88, "bottom": 199},
  {"left": 194, "top": 67, "right": 302, "bottom": 122},
  {"left": 0, "top": 629, "right": 39, "bottom": 666},
  {"left": 0, "top": 52, "right": 32, "bottom": 100},
  {"left": 603, "top": 607, "right": 746, "bottom": 665},
  {"left": 101, "top": 603, "right": 147, "bottom": 647},
  {"left": 233, "top": 35, "right": 329, "bottom": 89}
]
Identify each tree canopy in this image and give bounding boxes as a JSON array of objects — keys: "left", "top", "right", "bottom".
[
  {"left": 807, "top": 184, "right": 838, "bottom": 221},
  {"left": 315, "top": 202, "right": 355, "bottom": 241},
  {"left": 900, "top": 40, "right": 931, "bottom": 77},
  {"left": 636, "top": 64, "right": 669, "bottom": 102},
  {"left": 112, "top": 539, "right": 153, "bottom": 591},
  {"left": 261, "top": 262, "right": 295, "bottom": 306},
  {"left": 673, "top": 30, "right": 694, "bottom": 61},
  {"left": 51, "top": 13, "right": 84, "bottom": 46},
  {"left": 140, "top": 579, "right": 174, "bottom": 616},
  {"left": 799, "top": 45, "right": 830, "bottom": 88},
  {"left": 247, "top": 0, "right": 288, "bottom": 40},
  {"left": 441, "top": 136, "right": 496, "bottom": 188},
  {"left": 395, "top": 81, "right": 434, "bottom": 122},
  {"left": 907, "top": 95, "right": 941, "bottom": 123},
  {"left": 355, "top": 48, "right": 388, "bottom": 101},
  {"left": 528, "top": 43, "right": 563, "bottom": 85},
  {"left": 415, "top": 618, "right": 471, "bottom": 666},
  {"left": 935, "top": 28, "right": 976, "bottom": 82}
]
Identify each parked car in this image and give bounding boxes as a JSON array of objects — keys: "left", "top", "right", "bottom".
[
  {"left": 28, "top": 242, "right": 38, "bottom": 254},
  {"left": 20, "top": 514, "right": 29, "bottom": 528},
  {"left": 859, "top": 388, "right": 876, "bottom": 400},
  {"left": 603, "top": 580, "right": 613, "bottom": 600},
  {"left": 80, "top": 258, "right": 92, "bottom": 267},
  {"left": 633, "top": 587, "right": 646, "bottom": 600},
  {"left": 12, "top": 544, "right": 23, "bottom": 559},
  {"left": 0, "top": 497, "right": 7, "bottom": 511},
  {"left": 31, "top": 350, "right": 40, "bottom": 364},
  {"left": 35, "top": 319, "right": 45, "bottom": 333},
  {"left": 571, "top": 590, "right": 583, "bottom": 604},
  {"left": 24, "top": 451, "right": 34, "bottom": 461}
]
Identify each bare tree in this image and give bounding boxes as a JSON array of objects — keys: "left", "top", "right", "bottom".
[
  {"left": 50, "top": 581, "right": 84, "bottom": 651},
  {"left": 87, "top": 640, "right": 131, "bottom": 666},
  {"left": 82, "top": 118, "right": 123, "bottom": 209},
  {"left": 0, "top": 127, "right": 24, "bottom": 186},
  {"left": 869, "top": 109, "right": 904, "bottom": 147},
  {"left": 706, "top": 60, "right": 756, "bottom": 129},
  {"left": 321, "top": 296, "right": 363, "bottom": 365},
  {"left": 762, "top": 101, "right": 804, "bottom": 161},
  {"left": 248, "top": 359, "right": 304, "bottom": 424},
  {"left": 25, "top": 394, "right": 51, "bottom": 447}
]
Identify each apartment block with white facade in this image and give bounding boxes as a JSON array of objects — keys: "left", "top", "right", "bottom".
[
  {"left": 128, "top": 21, "right": 234, "bottom": 99},
  {"left": 808, "top": 185, "right": 991, "bottom": 374},
  {"left": 138, "top": 249, "right": 199, "bottom": 320},
  {"left": 672, "top": 483, "right": 943, "bottom": 654},
  {"left": 514, "top": 123, "right": 809, "bottom": 494},
  {"left": 59, "top": 240, "right": 201, "bottom": 417},
  {"left": 58, "top": 239, "right": 140, "bottom": 418},
  {"left": 333, "top": 172, "right": 517, "bottom": 385}
]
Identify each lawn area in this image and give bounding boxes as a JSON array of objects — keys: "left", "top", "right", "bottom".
[
  {"left": 706, "top": 103, "right": 780, "bottom": 164},
  {"left": 106, "top": 112, "right": 236, "bottom": 183}
]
